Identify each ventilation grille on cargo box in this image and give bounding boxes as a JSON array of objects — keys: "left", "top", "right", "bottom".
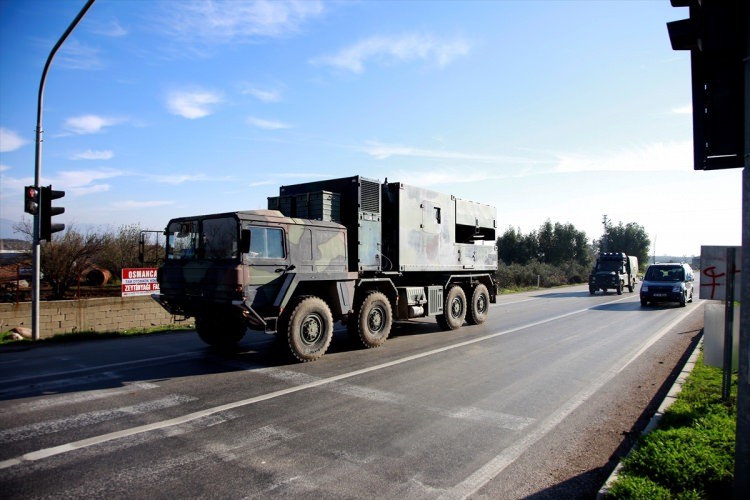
[{"left": 360, "top": 179, "right": 380, "bottom": 213}]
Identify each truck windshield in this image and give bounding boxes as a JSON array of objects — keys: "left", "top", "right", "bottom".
[
  {"left": 166, "top": 217, "right": 238, "bottom": 260},
  {"left": 597, "top": 260, "right": 622, "bottom": 272}
]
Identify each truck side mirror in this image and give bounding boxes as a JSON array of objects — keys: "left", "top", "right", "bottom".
[{"left": 240, "top": 229, "right": 251, "bottom": 254}]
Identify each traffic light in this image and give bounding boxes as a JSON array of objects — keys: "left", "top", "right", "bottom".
[
  {"left": 24, "top": 186, "right": 40, "bottom": 215},
  {"left": 667, "top": 0, "right": 746, "bottom": 170},
  {"left": 40, "top": 185, "right": 65, "bottom": 241}
]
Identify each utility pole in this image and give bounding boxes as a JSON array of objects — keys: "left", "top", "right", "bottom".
[
  {"left": 601, "top": 214, "right": 609, "bottom": 253},
  {"left": 31, "top": 0, "right": 95, "bottom": 340}
]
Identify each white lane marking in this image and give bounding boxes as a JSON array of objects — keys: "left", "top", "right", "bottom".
[
  {"left": 0, "top": 294, "right": 648, "bottom": 470},
  {"left": 1, "top": 351, "right": 202, "bottom": 385},
  {"left": 0, "top": 395, "right": 197, "bottom": 444},
  {"left": 1, "top": 382, "right": 159, "bottom": 414},
  {"left": 54, "top": 424, "right": 299, "bottom": 498},
  {"left": 442, "top": 304, "right": 701, "bottom": 499},
  {"left": 263, "top": 369, "right": 535, "bottom": 431}
]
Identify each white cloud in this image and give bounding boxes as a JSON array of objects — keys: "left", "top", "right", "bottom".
[
  {"left": 361, "top": 141, "right": 539, "bottom": 165},
  {"left": 57, "top": 39, "right": 104, "bottom": 70},
  {"left": 242, "top": 86, "right": 282, "bottom": 102},
  {"left": 163, "top": 0, "right": 324, "bottom": 44},
  {"left": 672, "top": 105, "right": 692, "bottom": 115},
  {"left": 553, "top": 141, "right": 692, "bottom": 173},
  {"left": 112, "top": 200, "right": 175, "bottom": 209},
  {"left": 63, "top": 115, "right": 121, "bottom": 135},
  {"left": 54, "top": 168, "right": 124, "bottom": 195},
  {"left": 312, "top": 33, "right": 470, "bottom": 73},
  {"left": 148, "top": 173, "right": 233, "bottom": 184},
  {"left": 248, "top": 117, "right": 290, "bottom": 130},
  {"left": 70, "top": 149, "right": 114, "bottom": 160},
  {"left": 89, "top": 19, "right": 128, "bottom": 37},
  {"left": 167, "top": 90, "right": 222, "bottom": 119},
  {"left": 0, "top": 128, "right": 29, "bottom": 152},
  {"left": 0, "top": 164, "right": 9, "bottom": 172}
]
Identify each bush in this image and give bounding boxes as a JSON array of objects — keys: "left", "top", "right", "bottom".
[
  {"left": 495, "top": 260, "right": 590, "bottom": 290},
  {"left": 607, "top": 356, "right": 736, "bottom": 499}
]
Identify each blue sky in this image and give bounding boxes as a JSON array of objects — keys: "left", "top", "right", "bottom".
[{"left": 0, "top": 0, "right": 742, "bottom": 257}]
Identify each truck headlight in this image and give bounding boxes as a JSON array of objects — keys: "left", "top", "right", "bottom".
[
  {"left": 672, "top": 284, "right": 682, "bottom": 293},
  {"left": 642, "top": 285, "right": 649, "bottom": 292}
]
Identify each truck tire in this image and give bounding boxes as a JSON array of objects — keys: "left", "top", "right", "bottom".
[
  {"left": 354, "top": 291, "right": 392, "bottom": 348},
  {"left": 195, "top": 311, "right": 246, "bottom": 350},
  {"left": 628, "top": 280, "right": 634, "bottom": 293},
  {"left": 616, "top": 282, "right": 623, "bottom": 295},
  {"left": 286, "top": 296, "right": 333, "bottom": 362},
  {"left": 466, "top": 284, "right": 489, "bottom": 325},
  {"left": 437, "top": 285, "right": 466, "bottom": 331},
  {"left": 589, "top": 286, "right": 596, "bottom": 295}
]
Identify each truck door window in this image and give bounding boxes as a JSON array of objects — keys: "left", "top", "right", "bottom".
[
  {"left": 167, "top": 221, "right": 200, "bottom": 260},
  {"left": 203, "top": 217, "right": 238, "bottom": 259},
  {"left": 248, "top": 226, "right": 285, "bottom": 259}
]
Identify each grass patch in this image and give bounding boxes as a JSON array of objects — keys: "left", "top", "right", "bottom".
[{"left": 605, "top": 350, "right": 736, "bottom": 498}]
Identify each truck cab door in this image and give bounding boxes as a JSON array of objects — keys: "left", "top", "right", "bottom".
[{"left": 242, "top": 225, "right": 291, "bottom": 309}]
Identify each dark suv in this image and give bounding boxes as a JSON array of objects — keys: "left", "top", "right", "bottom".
[{"left": 640, "top": 262, "right": 694, "bottom": 307}]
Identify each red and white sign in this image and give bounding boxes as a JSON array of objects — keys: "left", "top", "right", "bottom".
[{"left": 121, "top": 268, "right": 159, "bottom": 297}]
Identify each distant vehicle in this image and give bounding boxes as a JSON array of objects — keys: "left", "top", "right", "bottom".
[
  {"left": 640, "top": 262, "right": 694, "bottom": 307},
  {"left": 152, "top": 175, "right": 498, "bottom": 361},
  {"left": 588, "top": 252, "right": 638, "bottom": 295}
]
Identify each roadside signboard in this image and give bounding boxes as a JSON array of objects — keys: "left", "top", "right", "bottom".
[
  {"left": 121, "top": 268, "right": 159, "bottom": 297},
  {"left": 699, "top": 245, "right": 742, "bottom": 302}
]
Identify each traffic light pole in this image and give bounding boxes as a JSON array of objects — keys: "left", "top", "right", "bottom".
[{"left": 31, "top": 0, "right": 95, "bottom": 341}]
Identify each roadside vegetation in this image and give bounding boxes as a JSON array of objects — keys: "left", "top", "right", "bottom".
[
  {"left": 605, "top": 350, "right": 736, "bottom": 498},
  {"left": 495, "top": 219, "right": 650, "bottom": 289}
]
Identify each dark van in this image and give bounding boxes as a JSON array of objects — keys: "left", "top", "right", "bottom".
[{"left": 640, "top": 262, "right": 694, "bottom": 307}]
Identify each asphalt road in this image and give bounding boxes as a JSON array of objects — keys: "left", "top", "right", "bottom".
[{"left": 0, "top": 284, "right": 704, "bottom": 499}]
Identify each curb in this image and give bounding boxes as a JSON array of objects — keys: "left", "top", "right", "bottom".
[{"left": 596, "top": 335, "right": 704, "bottom": 498}]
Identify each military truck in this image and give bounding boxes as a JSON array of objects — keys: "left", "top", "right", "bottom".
[
  {"left": 588, "top": 252, "right": 638, "bottom": 295},
  {"left": 152, "top": 175, "right": 498, "bottom": 362}
]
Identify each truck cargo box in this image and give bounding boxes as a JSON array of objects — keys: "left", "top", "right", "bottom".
[{"left": 272, "top": 175, "right": 497, "bottom": 274}]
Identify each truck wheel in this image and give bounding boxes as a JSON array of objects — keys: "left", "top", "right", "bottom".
[
  {"left": 628, "top": 280, "right": 634, "bottom": 293},
  {"left": 616, "top": 283, "right": 622, "bottom": 295},
  {"left": 679, "top": 292, "right": 687, "bottom": 307},
  {"left": 589, "top": 287, "right": 596, "bottom": 295},
  {"left": 355, "top": 291, "right": 392, "bottom": 348},
  {"left": 437, "top": 285, "right": 466, "bottom": 331},
  {"left": 286, "top": 296, "right": 333, "bottom": 362},
  {"left": 195, "top": 312, "right": 246, "bottom": 350},
  {"left": 466, "top": 284, "right": 489, "bottom": 325}
]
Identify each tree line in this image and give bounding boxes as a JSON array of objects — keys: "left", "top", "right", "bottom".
[
  {"left": 495, "top": 220, "right": 650, "bottom": 289},
  {"left": 11, "top": 221, "right": 161, "bottom": 300}
]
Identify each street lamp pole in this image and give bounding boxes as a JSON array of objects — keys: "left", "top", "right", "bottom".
[{"left": 31, "top": 0, "right": 96, "bottom": 340}]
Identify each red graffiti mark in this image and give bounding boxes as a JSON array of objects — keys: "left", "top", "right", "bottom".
[
  {"left": 701, "top": 266, "right": 723, "bottom": 300},
  {"left": 701, "top": 265, "right": 742, "bottom": 300}
]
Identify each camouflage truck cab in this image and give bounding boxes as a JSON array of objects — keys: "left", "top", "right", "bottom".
[
  {"left": 588, "top": 252, "right": 638, "bottom": 295},
  {"left": 154, "top": 175, "right": 498, "bottom": 362}
]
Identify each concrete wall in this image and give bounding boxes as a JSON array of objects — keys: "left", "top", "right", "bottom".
[{"left": 0, "top": 297, "right": 186, "bottom": 339}]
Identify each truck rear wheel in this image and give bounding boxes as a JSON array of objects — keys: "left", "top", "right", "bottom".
[
  {"left": 437, "top": 285, "right": 466, "bottom": 331},
  {"left": 466, "top": 284, "right": 489, "bottom": 325},
  {"left": 354, "top": 291, "right": 392, "bottom": 348},
  {"left": 286, "top": 296, "right": 333, "bottom": 362},
  {"left": 195, "top": 311, "right": 246, "bottom": 350}
]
